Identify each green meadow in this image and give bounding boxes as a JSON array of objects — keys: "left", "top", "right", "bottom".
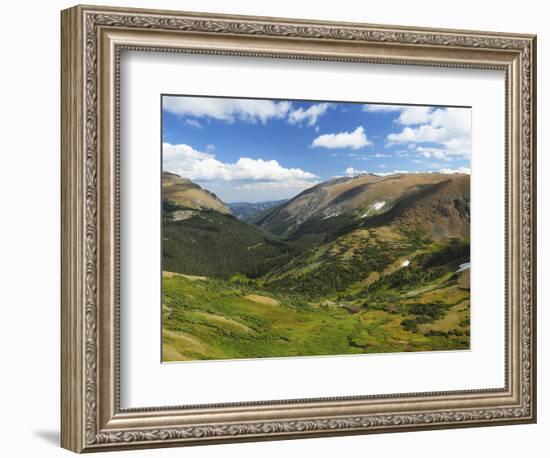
[
  {"left": 161, "top": 172, "right": 471, "bottom": 362},
  {"left": 162, "top": 265, "right": 470, "bottom": 361}
]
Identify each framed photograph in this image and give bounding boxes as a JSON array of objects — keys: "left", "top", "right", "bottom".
[
  {"left": 160, "top": 95, "right": 473, "bottom": 362},
  {"left": 61, "top": 4, "right": 537, "bottom": 453}
]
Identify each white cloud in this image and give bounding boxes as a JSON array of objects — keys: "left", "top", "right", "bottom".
[
  {"left": 364, "top": 104, "right": 436, "bottom": 125},
  {"left": 163, "top": 96, "right": 292, "bottom": 124},
  {"left": 345, "top": 167, "right": 369, "bottom": 176},
  {"left": 363, "top": 104, "right": 402, "bottom": 113},
  {"left": 288, "top": 103, "right": 332, "bottom": 126},
  {"left": 438, "top": 167, "right": 471, "bottom": 175},
  {"left": 396, "top": 106, "right": 432, "bottom": 125},
  {"left": 165, "top": 97, "right": 335, "bottom": 128},
  {"left": 386, "top": 107, "right": 471, "bottom": 159},
  {"left": 164, "top": 143, "right": 214, "bottom": 163},
  {"left": 312, "top": 126, "right": 372, "bottom": 150},
  {"left": 363, "top": 104, "right": 470, "bottom": 160},
  {"left": 374, "top": 167, "right": 470, "bottom": 176},
  {"left": 374, "top": 170, "right": 414, "bottom": 176},
  {"left": 388, "top": 125, "right": 451, "bottom": 144},
  {"left": 184, "top": 119, "right": 202, "bottom": 129},
  {"left": 235, "top": 178, "right": 320, "bottom": 191},
  {"left": 163, "top": 143, "right": 318, "bottom": 185},
  {"left": 416, "top": 146, "right": 454, "bottom": 161},
  {"left": 333, "top": 151, "right": 391, "bottom": 161},
  {"left": 206, "top": 144, "right": 215, "bottom": 152}
]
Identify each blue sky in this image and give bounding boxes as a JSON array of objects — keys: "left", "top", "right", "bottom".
[{"left": 162, "top": 95, "right": 471, "bottom": 203}]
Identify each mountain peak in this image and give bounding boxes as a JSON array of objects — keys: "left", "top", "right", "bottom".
[
  {"left": 162, "top": 171, "right": 230, "bottom": 214},
  {"left": 254, "top": 172, "right": 469, "bottom": 239}
]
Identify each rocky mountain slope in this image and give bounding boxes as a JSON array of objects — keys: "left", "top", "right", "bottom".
[
  {"left": 162, "top": 171, "right": 470, "bottom": 286},
  {"left": 162, "top": 171, "right": 471, "bottom": 360},
  {"left": 162, "top": 171, "right": 230, "bottom": 214},
  {"left": 253, "top": 173, "right": 470, "bottom": 240}
]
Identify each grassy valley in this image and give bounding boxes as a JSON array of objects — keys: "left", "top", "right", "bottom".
[
  {"left": 162, "top": 268, "right": 469, "bottom": 361},
  {"left": 162, "top": 172, "right": 471, "bottom": 361}
]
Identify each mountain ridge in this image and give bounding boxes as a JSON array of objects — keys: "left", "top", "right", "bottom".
[
  {"left": 162, "top": 171, "right": 471, "bottom": 360},
  {"left": 161, "top": 171, "right": 470, "bottom": 285},
  {"left": 162, "top": 171, "right": 230, "bottom": 214},
  {"left": 253, "top": 172, "right": 469, "bottom": 240}
]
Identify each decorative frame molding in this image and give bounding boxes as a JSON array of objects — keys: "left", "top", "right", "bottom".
[{"left": 61, "top": 4, "right": 536, "bottom": 453}]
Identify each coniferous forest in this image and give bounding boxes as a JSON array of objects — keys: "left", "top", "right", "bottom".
[{"left": 162, "top": 171, "right": 471, "bottom": 361}]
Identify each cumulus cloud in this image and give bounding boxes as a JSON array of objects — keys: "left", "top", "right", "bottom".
[
  {"left": 163, "top": 143, "right": 318, "bottom": 187},
  {"left": 363, "top": 104, "right": 402, "bottom": 113},
  {"left": 374, "top": 170, "right": 417, "bottom": 176},
  {"left": 416, "top": 146, "right": 454, "bottom": 160},
  {"left": 375, "top": 167, "right": 470, "bottom": 176},
  {"left": 165, "top": 96, "right": 335, "bottom": 128},
  {"left": 235, "top": 178, "right": 320, "bottom": 191},
  {"left": 163, "top": 96, "right": 292, "bottom": 124},
  {"left": 386, "top": 107, "right": 471, "bottom": 159},
  {"left": 363, "top": 104, "right": 471, "bottom": 160},
  {"left": 184, "top": 119, "right": 202, "bottom": 129},
  {"left": 396, "top": 106, "right": 432, "bottom": 125},
  {"left": 438, "top": 167, "right": 471, "bottom": 175},
  {"left": 345, "top": 167, "right": 369, "bottom": 176},
  {"left": 288, "top": 103, "right": 333, "bottom": 126},
  {"left": 364, "top": 104, "right": 434, "bottom": 125},
  {"left": 312, "top": 126, "right": 372, "bottom": 150}
]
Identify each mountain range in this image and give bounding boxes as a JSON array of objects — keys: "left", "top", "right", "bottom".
[
  {"left": 162, "top": 170, "right": 469, "bottom": 284},
  {"left": 161, "top": 170, "right": 471, "bottom": 360},
  {"left": 253, "top": 172, "right": 469, "bottom": 240},
  {"left": 162, "top": 171, "right": 230, "bottom": 214},
  {"left": 228, "top": 200, "right": 288, "bottom": 221}
]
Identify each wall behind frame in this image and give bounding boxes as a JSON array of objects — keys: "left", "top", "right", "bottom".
[{"left": 0, "top": 1, "right": 545, "bottom": 457}]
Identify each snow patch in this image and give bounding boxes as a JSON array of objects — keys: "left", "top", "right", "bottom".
[
  {"left": 372, "top": 201, "right": 386, "bottom": 211},
  {"left": 361, "top": 200, "right": 386, "bottom": 218},
  {"left": 456, "top": 262, "right": 470, "bottom": 273}
]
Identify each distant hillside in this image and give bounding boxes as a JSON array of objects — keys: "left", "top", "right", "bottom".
[
  {"left": 228, "top": 199, "right": 288, "bottom": 221},
  {"left": 162, "top": 173, "right": 470, "bottom": 296},
  {"left": 254, "top": 173, "right": 469, "bottom": 240},
  {"left": 162, "top": 172, "right": 471, "bottom": 361},
  {"left": 364, "top": 174, "right": 470, "bottom": 240},
  {"left": 163, "top": 209, "right": 293, "bottom": 279},
  {"left": 251, "top": 172, "right": 470, "bottom": 299},
  {"left": 162, "top": 171, "right": 230, "bottom": 214}
]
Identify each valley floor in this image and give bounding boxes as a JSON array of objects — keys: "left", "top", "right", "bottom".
[
  {"left": 162, "top": 269, "right": 470, "bottom": 362},
  {"left": 161, "top": 172, "right": 472, "bottom": 362}
]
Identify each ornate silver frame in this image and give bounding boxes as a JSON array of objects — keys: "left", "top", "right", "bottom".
[{"left": 61, "top": 4, "right": 537, "bottom": 453}]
